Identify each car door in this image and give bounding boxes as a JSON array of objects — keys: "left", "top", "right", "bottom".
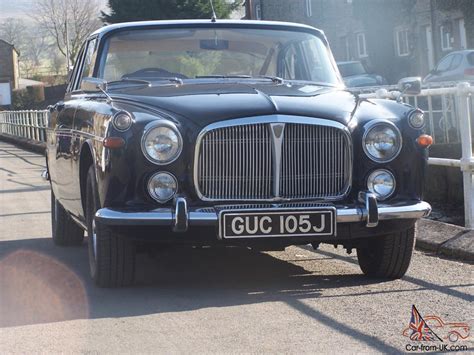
[
  {"left": 49, "top": 45, "right": 86, "bottom": 211},
  {"left": 68, "top": 37, "right": 101, "bottom": 218}
]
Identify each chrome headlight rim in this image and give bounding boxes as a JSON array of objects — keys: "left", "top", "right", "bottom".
[
  {"left": 147, "top": 171, "right": 178, "bottom": 203},
  {"left": 362, "top": 120, "right": 403, "bottom": 163},
  {"left": 367, "top": 169, "right": 396, "bottom": 201},
  {"left": 112, "top": 111, "right": 133, "bottom": 132},
  {"left": 141, "top": 121, "right": 183, "bottom": 165},
  {"left": 408, "top": 109, "right": 425, "bottom": 129}
]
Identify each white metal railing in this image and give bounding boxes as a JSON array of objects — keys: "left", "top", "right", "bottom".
[
  {"left": 360, "top": 82, "right": 474, "bottom": 229},
  {"left": 0, "top": 110, "right": 49, "bottom": 143}
]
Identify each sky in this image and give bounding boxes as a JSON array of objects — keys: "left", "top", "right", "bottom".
[{"left": 0, "top": 0, "right": 109, "bottom": 20}]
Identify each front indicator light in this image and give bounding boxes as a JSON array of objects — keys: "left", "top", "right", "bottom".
[
  {"left": 103, "top": 137, "right": 125, "bottom": 149},
  {"left": 148, "top": 172, "right": 178, "bottom": 203},
  {"left": 367, "top": 169, "right": 396, "bottom": 201},
  {"left": 417, "top": 135, "right": 433, "bottom": 148}
]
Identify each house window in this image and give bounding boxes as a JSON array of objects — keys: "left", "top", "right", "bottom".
[
  {"left": 440, "top": 25, "right": 452, "bottom": 51},
  {"left": 305, "top": 0, "right": 312, "bottom": 17},
  {"left": 396, "top": 29, "right": 409, "bottom": 56},
  {"left": 255, "top": 4, "right": 261, "bottom": 20},
  {"left": 356, "top": 33, "right": 367, "bottom": 58}
]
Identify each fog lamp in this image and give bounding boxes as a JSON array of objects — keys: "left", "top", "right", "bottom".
[
  {"left": 148, "top": 172, "right": 178, "bottom": 203},
  {"left": 367, "top": 169, "right": 396, "bottom": 201}
]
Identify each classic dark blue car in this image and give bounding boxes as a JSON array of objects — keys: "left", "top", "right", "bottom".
[{"left": 44, "top": 20, "right": 431, "bottom": 287}]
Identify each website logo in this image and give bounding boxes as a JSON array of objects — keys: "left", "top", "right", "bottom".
[{"left": 403, "top": 305, "right": 470, "bottom": 352}]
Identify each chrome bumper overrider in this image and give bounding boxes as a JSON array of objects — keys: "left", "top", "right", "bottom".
[{"left": 95, "top": 196, "right": 431, "bottom": 232}]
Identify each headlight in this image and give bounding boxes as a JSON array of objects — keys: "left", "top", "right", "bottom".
[
  {"left": 367, "top": 169, "right": 396, "bottom": 200},
  {"left": 148, "top": 172, "right": 178, "bottom": 202},
  {"left": 363, "top": 121, "right": 402, "bottom": 162},
  {"left": 408, "top": 110, "right": 425, "bottom": 129},
  {"left": 141, "top": 122, "right": 182, "bottom": 164}
]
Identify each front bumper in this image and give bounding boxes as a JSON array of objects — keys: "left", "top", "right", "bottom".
[{"left": 95, "top": 195, "right": 431, "bottom": 234}]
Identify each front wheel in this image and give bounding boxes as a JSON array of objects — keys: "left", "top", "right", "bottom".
[
  {"left": 357, "top": 227, "right": 415, "bottom": 279},
  {"left": 86, "top": 166, "right": 135, "bottom": 287}
]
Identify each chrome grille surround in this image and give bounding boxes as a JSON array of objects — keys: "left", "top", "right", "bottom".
[{"left": 194, "top": 115, "right": 352, "bottom": 202}]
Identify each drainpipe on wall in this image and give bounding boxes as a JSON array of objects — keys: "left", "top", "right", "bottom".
[{"left": 430, "top": 0, "right": 438, "bottom": 63}]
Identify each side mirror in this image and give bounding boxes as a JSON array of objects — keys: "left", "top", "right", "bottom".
[
  {"left": 81, "top": 77, "right": 107, "bottom": 93},
  {"left": 398, "top": 77, "right": 421, "bottom": 96}
]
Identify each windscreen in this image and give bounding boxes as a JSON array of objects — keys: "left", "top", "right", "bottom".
[{"left": 100, "top": 27, "right": 341, "bottom": 85}]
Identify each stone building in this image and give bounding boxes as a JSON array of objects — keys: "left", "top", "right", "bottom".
[
  {"left": 244, "top": 0, "right": 469, "bottom": 83},
  {"left": 0, "top": 39, "right": 20, "bottom": 90}
]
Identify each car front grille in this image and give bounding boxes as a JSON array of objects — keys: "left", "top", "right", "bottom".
[{"left": 195, "top": 118, "right": 352, "bottom": 201}]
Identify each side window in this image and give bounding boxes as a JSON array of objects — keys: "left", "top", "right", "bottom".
[
  {"left": 66, "top": 46, "right": 85, "bottom": 93},
  {"left": 79, "top": 38, "right": 98, "bottom": 82},
  {"left": 282, "top": 44, "right": 305, "bottom": 80},
  {"left": 436, "top": 55, "right": 453, "bottom": 72},
  {"left": 449, "top": 54, "right": 462, "bottom": 70},
  {"left": 72, "top": 38, "right": 98, "bottom": 91},
  {"left": 283, "top": 45, "right": 297, "bottom": 79}
]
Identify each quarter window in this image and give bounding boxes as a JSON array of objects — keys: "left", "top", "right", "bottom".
[
  {"left": 396, "top": 29, "right": 409, "bottom": 56},
  {"left": 356, "top": 33, "right": 367, "bottom": 58}
]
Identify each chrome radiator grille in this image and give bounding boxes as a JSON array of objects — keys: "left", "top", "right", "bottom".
[
  {"left": 197, "top": 124, "right": 274, "bottom": 200},
  {"left": 195, "top": 119, "right": 352, "bottom": 201},
  {"left": 280, "top": 124, "right": 350, "bottom": 199}
]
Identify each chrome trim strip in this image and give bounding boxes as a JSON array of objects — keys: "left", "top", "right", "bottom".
[
  {"left": 269, "top": 123, "right": 285, "bottom": 198},
  {"left": 193, "top": 115, "right": 353, "bottom": 202},
  {"left": 95, "top": 201, "right": 431, "bottom": 227}
]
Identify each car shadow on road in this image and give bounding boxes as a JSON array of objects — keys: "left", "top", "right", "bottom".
[
  {"left": 0, "top": 237, "right": 376, "bottom": 328},
  {"left": 2, "top": 237, "right": 470, "bottom": 353}
]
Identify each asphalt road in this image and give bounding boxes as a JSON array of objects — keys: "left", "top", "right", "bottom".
[{"left": 0, "top": 141, "right": 473, "bottom": 354}]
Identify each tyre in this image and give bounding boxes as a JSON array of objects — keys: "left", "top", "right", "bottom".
[
  {"left": 86, "top": 166, "right": 135, "bottom": 287},
  {"left": 51, "top": 190, "right": 84, "bottom": 246},
  {"left": 357, "top": 227, "right": 415, "bottom": 279}
]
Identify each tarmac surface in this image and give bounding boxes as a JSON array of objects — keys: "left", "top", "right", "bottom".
[{"left": 0, "top": 141, "right": 473, "bottom": 353}]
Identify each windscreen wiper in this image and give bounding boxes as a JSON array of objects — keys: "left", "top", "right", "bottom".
[
  {"left": 109, "top": 77, "right": 184, "bottom": 87},
  {"left": 196, "top": 74, "right": 286, "bottom": 84},
  {"left": 196, "top": 75, "right": 253, "bottom": 79},
  {"left": 107, "top": 78, "right": 152, "bottom": 87}
]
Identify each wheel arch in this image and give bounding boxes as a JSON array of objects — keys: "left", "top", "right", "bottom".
[{"left": 79, "top": 140, "right": 96, "bottom": 216}]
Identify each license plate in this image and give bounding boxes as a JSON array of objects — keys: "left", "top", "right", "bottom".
[{"left": 219, "top": 209, "right": 336, "bottom": 239}]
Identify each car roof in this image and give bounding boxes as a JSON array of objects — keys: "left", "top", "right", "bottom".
[
  {"left": 90, "top": 19, "right": 326, "bottom": 38},
  {"left": 442, "top": 49, "right": 474, "bottom": 56}
]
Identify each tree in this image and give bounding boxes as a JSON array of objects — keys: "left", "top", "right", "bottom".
[
  {"left": 31, "top": 0, "right": 102, "bottom": 66},
  {"left": 0, "top": 18, "right": 27, "bottom": 48},
  {"left": 436, "top": 0, "right": 474, "bottom": 48},
  {"left": 102, "top": 0, "right": 241, "bottom": 23}
]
